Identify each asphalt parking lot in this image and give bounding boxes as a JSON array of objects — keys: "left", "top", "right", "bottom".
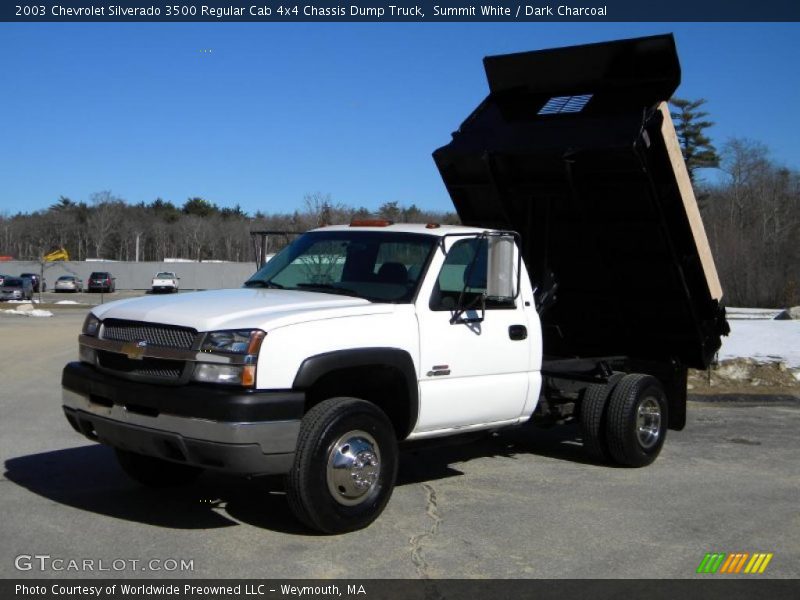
[{"left": 1, "top": 307, "right": 798, "bottom": 579}]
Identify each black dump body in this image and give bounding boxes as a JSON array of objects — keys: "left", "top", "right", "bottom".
[{"left": 434, "top": 34, "right": 728, "bottom": 370}]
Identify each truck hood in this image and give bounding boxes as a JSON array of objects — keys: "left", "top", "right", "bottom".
[{"left": 91, "top": 288, "right": 390, "bottom": 332}]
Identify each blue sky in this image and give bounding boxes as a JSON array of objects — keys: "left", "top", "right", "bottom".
[{"left": 1, "top": 22, "right": 798, "bottom": 215}]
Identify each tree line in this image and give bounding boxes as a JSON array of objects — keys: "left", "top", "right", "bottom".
[
  {"left": 0, "top": 192, "right": 457, "bottom": 264},
  {"left": 1, "top": 99, "right": 797, "bottom": 307},
  {"left": 670, "top": 98, "right": 799, "bottom": 308}
]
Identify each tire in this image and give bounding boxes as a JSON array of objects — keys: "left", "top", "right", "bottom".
[
  {"left": 580, "top": 382, "right": 614, "bottom": 463},
  {"left": 286, "top": 397, "right": 398, "bottom": 534},
  {"left": 605, "top": 374, "right": 668, "bottom": 467},
  {"left": 115, "top": 448, "right": 203, "bottom": 487}
]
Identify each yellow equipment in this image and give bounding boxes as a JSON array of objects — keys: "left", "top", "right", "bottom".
[{"left": 43, "top": 248, "right": 69, "bottom": 262}]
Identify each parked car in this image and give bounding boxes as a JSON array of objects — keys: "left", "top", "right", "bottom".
[
  {"left": 151, "top": 271, "right": 179, "bottom": 293},
  {"left": 20, "top": 273, "right": 45, "bottom": 292},
  {"left": 87, "top": 272, "right": 116, "bottom": 293},
  {"left": 55, "top": 275, "right": 84, "bottom": 293},
  {"left": 1, "top": 277, "right": 33, "bottom": 301}
]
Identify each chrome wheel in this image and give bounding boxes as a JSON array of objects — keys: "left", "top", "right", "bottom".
[
  {"left": 636, "top": 396, "right": 662, "bottom": 450},
  {"left": 326, "top": 430, "right": 381, "bottom": 506}
]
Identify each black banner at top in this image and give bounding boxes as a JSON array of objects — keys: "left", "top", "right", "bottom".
[{"left": 3, "top": 0, "right": 800, "bottom": 22}]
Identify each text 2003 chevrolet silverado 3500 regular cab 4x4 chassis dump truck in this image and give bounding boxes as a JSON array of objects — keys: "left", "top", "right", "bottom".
[{"left": 62, "top": 35, "right": 729, "bottom": 533}]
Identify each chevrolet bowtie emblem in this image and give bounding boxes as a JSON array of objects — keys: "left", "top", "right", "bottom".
[{"left": 121, "top": 340, "right": 147, "bottom": 360}]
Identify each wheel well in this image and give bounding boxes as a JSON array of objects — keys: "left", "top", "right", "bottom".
[{"left": 303, "top": 365, "right": 414, "bottom": 439}]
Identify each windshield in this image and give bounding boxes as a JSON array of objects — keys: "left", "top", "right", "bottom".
[
  {"left": 155, "top": 272, "right": 174, "bottom": 278},
  {"left": 245, "top": 230, "right": 437, "bottom": 303},
  {"left": 3, "top": 278, "right": 23, "bottom": 287},
  {"left": 58, "top": 276, "right": 75, "bottom": 281},
  {"left": 90, "top": 272, "right": 107, "bottom": 278}
]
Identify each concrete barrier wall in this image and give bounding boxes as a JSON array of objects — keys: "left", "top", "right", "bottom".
[{"left": 0, "top": 261, "right": 259, "bottom": 291}]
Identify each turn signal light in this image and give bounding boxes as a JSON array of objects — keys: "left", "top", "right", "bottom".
[{"left": 242, "top": 365, "right": 256, "bottom": 387}]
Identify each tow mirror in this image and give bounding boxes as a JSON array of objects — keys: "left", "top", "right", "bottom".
[{"left": 486, "top": 234, "right": 516, "bottom": 302}]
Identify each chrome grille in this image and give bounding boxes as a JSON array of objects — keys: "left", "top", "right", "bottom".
[{"left": 101, "top": 319, "right": 197, "bottom": 349}]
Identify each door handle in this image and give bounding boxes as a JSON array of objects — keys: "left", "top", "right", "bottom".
[{"left": 508, "top": 325, "right": 527, "bottom": 341}]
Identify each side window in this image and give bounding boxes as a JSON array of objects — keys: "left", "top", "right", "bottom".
[{"left": 429, "top": 238, "right": 515, "bottom": 311}]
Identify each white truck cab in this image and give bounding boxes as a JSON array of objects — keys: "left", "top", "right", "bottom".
[{"left": 61, "top": 35, "right": 729, "bottom": 533}]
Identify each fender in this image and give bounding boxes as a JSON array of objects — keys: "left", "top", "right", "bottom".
[{"left": 292, "top": 348, "right": 419, "bottom": 436}]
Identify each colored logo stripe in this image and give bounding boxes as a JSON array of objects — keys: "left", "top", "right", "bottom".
[
  {"left": 719, "top": 553, "right": 749, "bottom": 573},
  {"left": 697, "top": 553, "right": 726, "bottom": 573},
  {"left": 698, "top": 552, "right": 773, "bottom": 574},
  {"left": 745, "top": 553, "right": 773, "bottom": 574}
]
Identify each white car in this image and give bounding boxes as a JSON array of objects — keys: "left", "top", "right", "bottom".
[
  {"left": 151, "top": 272, "right": 179, "bottom": 293},
  {"left": 54, "top": 275, "right": 83, "bottom": 293}
]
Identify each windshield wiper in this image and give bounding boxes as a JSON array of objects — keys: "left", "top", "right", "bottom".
[
  {"left": 294, "top": 283, "right": 365, "bottom": 298},
  {"left": 244, "top": 280, "right": 284, "bottom": 289}
]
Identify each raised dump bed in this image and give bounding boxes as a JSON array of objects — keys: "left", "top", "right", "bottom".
[{"left": 433, "top": 34, "right": 729, "bottom": 372}]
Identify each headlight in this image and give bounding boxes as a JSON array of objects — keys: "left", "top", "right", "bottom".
[
  {"left": 201, "top": 329, "right": 265, "bottom": 354},
  {"left": 82, "top": 313, "right": 101, "bottom": 336}
]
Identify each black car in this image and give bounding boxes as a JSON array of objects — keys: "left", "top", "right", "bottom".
[
  {"left": 87, "top": 271, "right": 116, "bottom": 293},
  {"left": 20, "top": 273, "right": 45, "bottom": 292}
]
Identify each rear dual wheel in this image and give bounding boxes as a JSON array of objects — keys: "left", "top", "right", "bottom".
[{"left": 580, "top": 374, "right": 668, "bottom": 467}]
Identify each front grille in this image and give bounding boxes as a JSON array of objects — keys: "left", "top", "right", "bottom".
[
  {"left": 101, "top": 319, "right": 197, "bottom": 349},
  {"left": 97, "top": 350, "right": 184, "bottom": 380}
]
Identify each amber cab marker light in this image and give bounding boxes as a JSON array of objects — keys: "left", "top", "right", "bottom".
[{"left": 349, "top": 219, "right": 393, "bottom": 227}]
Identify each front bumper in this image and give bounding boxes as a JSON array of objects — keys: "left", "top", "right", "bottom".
[{"left": 62, "top": 362, "right": 304, "bottom": 475}]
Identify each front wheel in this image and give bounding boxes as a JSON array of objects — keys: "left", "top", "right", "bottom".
[
  {"left": 605, "top": 374, "right": 668, "bottom": 467},
  {"left": 286, "top": 397, "right": 398, "bottom": 534},
  {"left": 115, "top": 449, "right": 203, "bottom": 487}
]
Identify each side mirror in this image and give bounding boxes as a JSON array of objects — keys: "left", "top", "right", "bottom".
[{"left": 486, "top": 234, "right": 516, "bottom": 303}]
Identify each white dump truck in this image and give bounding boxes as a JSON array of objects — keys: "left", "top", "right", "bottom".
[{"left": 62, "top": 35, "right": 728, "bottom": 533}]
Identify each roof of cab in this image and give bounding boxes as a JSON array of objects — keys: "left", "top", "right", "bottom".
[{"left": 310, "top": 223, "right": 486, "bottom": 237}]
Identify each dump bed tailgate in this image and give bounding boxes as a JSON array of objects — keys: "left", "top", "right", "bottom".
[{"left": 433, "top": 34, "right": 728, "bottom": 370}]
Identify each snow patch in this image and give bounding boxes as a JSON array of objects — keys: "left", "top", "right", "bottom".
[
  {"left": 725, "top": 307, "right": 788, "bottom": 320},
  {"left": 718, "top": 319, "right": 800, "bottom": 369},
  {"left": 55, "top": 300, "right": 82, "bottom": 305},
  {"left": 2, "top": 305, "right": 53, "bottom": 317}
]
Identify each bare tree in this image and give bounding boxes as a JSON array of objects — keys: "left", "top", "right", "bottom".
[{"left": 87, "top": 191, "right": 124, "bottom": 258}]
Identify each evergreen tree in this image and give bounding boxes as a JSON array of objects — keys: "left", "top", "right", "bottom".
[{"left": 669, "top": 97, "right": 720, "bottom": 183}]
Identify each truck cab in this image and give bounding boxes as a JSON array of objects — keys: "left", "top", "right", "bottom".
[{"left": 63, "top": 222, "right": 543, "bottom": 533}]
